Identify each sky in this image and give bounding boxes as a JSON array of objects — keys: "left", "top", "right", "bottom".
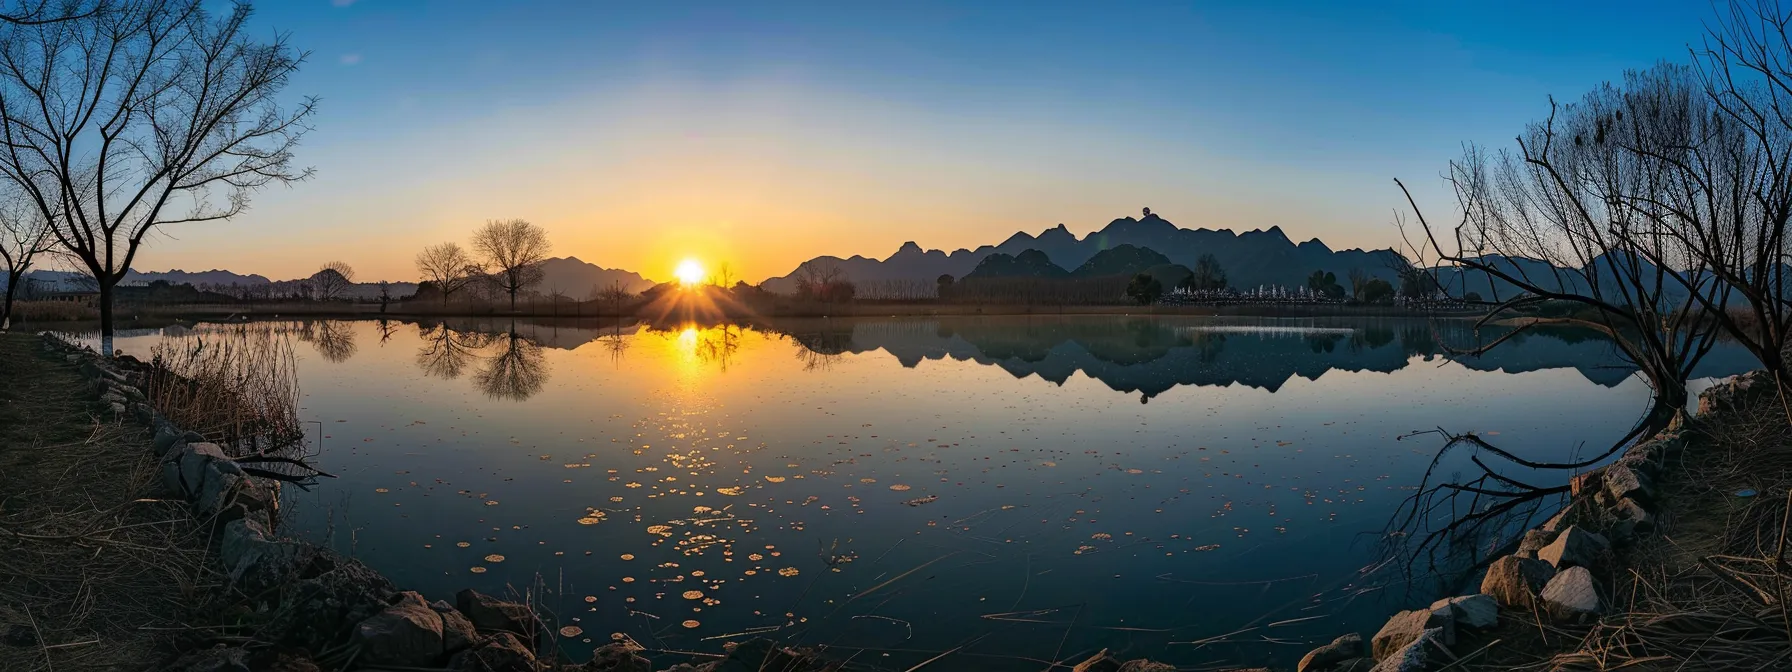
[{"left": 138, "top": 0, "right": 1715, "bottom": 284}]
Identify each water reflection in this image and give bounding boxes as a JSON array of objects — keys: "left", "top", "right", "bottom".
[
  {"left": 474, "top": 327, "right": 549, "bottom": 400},
  {"left": 386, "top": 316, "right": 1758, "bottom": 400}
]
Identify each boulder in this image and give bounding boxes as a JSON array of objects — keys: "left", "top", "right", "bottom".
[
  {"left": 353, "top": 591, "right": 446, "bottom": 666},
  {"left": 1428, "top": 594, "right": 1499, "bottom": 630},
  {"left": 1297, "top": 632, "right": 1365, "bottom": 672},
  {"left": 456, "top": 588, "right": 538, "bottom": 638},
  {"left": 1609, "top": 497, "right": 1656, "bottom": 540},
  {"left": 1536, "top": 526, "right": 1610, "bottom": 570},
  {"left": 153, "top": 424, "right": 184, "bottom": 456},
  {"left": 1516, "top": 529, "right": 1557, "bottom": 559},
  {"left": 162, "top": 442, "right": 229, "bottom": 500},
  {"left": 580, "top": 642, "right": 652, "bottom": 672},
  {"left": 1371, "top": 609, "right": 1451, "bottom": 661},
  {"left": 196, "top": 459, "right": 247, "bottom": 515},
  {"left": 266, "top": 551, "right": 397, "bottom": 651},
  {"left": 431, "top": 601, "right": 479, "bottom": 654},
  {"left": 1603, "top": 464, "right": 1654, "bottom": 504},
  {"left": 1569, "top": 468, "right": 1604, "bottom": 496},
  {"left": 449, "top": 632, "right": 537, "bottom": 672},
  {"left": 1369, "top": 626, "right": 1441, "bottom": 672},
  {"left": 1480, "top": 555, "right": 1556, "bottom": 608},
  {"left": 1540, "top": 566, "right": 1603, "bottom": 622}
]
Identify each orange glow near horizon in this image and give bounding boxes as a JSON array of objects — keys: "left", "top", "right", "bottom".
[{"left": 674, "top": 259, "right": 706, "bottom": 286}]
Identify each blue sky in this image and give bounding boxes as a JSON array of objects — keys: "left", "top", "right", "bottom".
[{"left": 168, "top": 0, "right": 1714, "bottom": 282}]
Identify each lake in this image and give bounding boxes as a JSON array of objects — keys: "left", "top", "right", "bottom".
[{"left": 85, "top": 315, "right": 1759, "bottom": 669}]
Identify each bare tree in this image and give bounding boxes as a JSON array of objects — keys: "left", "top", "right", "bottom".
[
  {"left": 471, "top": 219, "right": 551, "bottom": 310},
  {"left": 591, "top": 279, "right": 632, "bottom": 316},
  {"left": 415, "top": 242, "right": 477, "bottom": 306},
  {"left": 1, "top": 0, "right": 103, "bottom": 26},
  {"left": 0, "top": 194, "right": 52, "bottom": 326},
  {"left": 1397, "top": 63, "right": 1729, "bottom": 423},
  {"left": 710, "top": 261, "right": 735, "bottom": 289},
  {"left": 0, "top": 1, "right": 317, "bottom": 340},
  {"left": 312, "top": 261, "right": 355, "bottom": 301}
]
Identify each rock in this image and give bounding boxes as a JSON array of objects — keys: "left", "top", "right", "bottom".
[
  {"left": 449, "top": 631, "right": 537, "bottom": 672},
  {"left": 456, "top": 588, "right": 537, "bottom": 639},
  {"left": 1297, "top": 632, "right": 1365, "bottom": 672},
  {"left": 107, "top": 401, "right": 125, "bottom": 416},
  {"left": 431, "top": 602, "right": 478, "bottom": 654},
  {"left": 1604, "top": 464, "right": 1654, "bottom": 504},
  {"left": 1073, "top": 650, "right": 1122, "bottom": 672},
  {"left": 1540, "top": 566, "right": 1603, "bottom": 622},
  {"left": 1536, "top": 526, "right": 1610, "bottom": 570},
  {"left": 1428, "top": 594, "right": 1499, "bottom": 630},
  {"left": 353, "top": 591, "right": 446, "bottom": 666},
  {"left": 1481, "top": 555, "right": 1556, "bottom": 608},
  {"left": 162, "top": 442, "right": 229, "bottom": 500},
  {"left": 1369, "top": 627, "right": 1441, "bottom": 672},
  {"left": 196, "top": 459, "right": 247, "bottom": 515},
  {"left": 1610, "top": 497, "right": 1655, "bottom": 540},
  {"left": 153, "top": 424, "right": 184, "bottom": 455},
  {"left": 266, "top": 550, "right": 398, "bottom": 651},
  {"left": 713, "top": 638, "right": 813, "bottom": 672},
  {"left": 1516, "top": 529, "right": 1557, "bottom": 559},
  {"left": 1569, "top": 468, "right": 1605, "bottom": 496},
  {"left": 581, "top": 642, "right": 652, "bottom": 672},
  {"left": 1371, "top": 609, "right": 1451, "bottom": 661}
]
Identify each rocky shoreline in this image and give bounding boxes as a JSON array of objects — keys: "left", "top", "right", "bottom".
[{"left": 41, "top": 331, "right": 1763, "bottom": 671}]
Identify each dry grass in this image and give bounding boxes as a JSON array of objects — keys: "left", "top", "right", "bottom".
[
  {"left": 147, "top": 326, "right": 304, "bottom": 457},
  {"left": 9, "top": 301, "right": 98, "bottom": 323},
  {"left": 0, "top": 333, "right": 219, "bottom": 671}
]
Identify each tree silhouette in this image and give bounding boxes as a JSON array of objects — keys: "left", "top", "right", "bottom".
[
  {"left": 0, "top": 2, "right": 317, "bottom": 339},
  {"left": 312, "top": 262, "right": 355, "bottom": 301},
  {"left": 471, "top": 219, "right": 551, "bottom": 310}
]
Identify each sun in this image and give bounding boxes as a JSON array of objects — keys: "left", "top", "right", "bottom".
[{"left": 674, "top": 259, "right": 706, "bottom": 286}]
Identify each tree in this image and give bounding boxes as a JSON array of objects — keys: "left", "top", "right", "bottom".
[
  {"left": 1360, "top": 278, "right": 1395, "bottom": 304},
  {"left": 1306, "top": 270, "right": 1344, "bottom": 298},
  {"left": 0, "top": 196, "right": 51, "bottom": 326},
  {"left": 471, "top": 219, "right": 551, "bottom": 310},
  {"left": 1185, "top": 254, "right": 1228, "bottom": 291},
  {"left": 709, "top": 261, "right": 735, "bottom": 289},
  {"left": 312, "top": 261, "right": 355, "bottom": 301},
  {"left": 1348, "top": 268, "right": 1371, "bottom": 300},
  {"left": 376, "top": 281, "right": 392, "bottom": 313},
  {"left": 1395, "top": 62, "right": 1728, "bottom": 423},
  {"left": 0, "top": 1, "right": 317, "bottom": 341},
  {"left": 793, "top": 262, "right": 852, "bottom": 302},
  {"left": 1125, "top": 273, "right": 1162, "bottom": 305},
  {"left": 591, "top": 279, "right": 632, "bottom": 315},
  {"left": 415, "top": 242, "right": 477, "bottom": 305},
  {"left": 936, "top": 273, "right": 955, "bottom": 299},
  {"left": 1, "top": 1, "right": 102, "bottom": 26}
]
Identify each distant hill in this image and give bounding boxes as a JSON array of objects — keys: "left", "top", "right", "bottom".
[
  {"left": 761, "top": 212, "right": 1407, "bottom": 295},
  {"left": 9, "top": 256, "right": 653, "bottom": 301},
  {"left": 964, "top": 249, "right": 1068, "bottom": 279},
  {"left": 535, "top": 257, "right": 656, "bottom": 297},
  {"left": 1070, "top": 244, "right": 1170, "bottom": 277}
]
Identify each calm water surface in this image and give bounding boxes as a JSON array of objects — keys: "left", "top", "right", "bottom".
[{"left": 91, "top": 316, "right": 1757, "bottom": 669}]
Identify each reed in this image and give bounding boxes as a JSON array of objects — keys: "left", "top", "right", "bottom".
[{"left": 146, "top": 325, "right": 304, "bottom": 456}]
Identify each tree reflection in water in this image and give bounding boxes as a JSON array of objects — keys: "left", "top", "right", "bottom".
[
  {"left": 415, "top": 322, "right": 489, "bottom": 379},
  {"left": 474, "top": 324, "right": 549, "bottom": 400},
  {"left": 300, "top": 320, "right": 358, "bottom": 363}
]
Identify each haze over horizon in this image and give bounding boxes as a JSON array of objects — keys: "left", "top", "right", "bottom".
[{"left": 125, "top": 0, "right": 1707, "bottom": 284}]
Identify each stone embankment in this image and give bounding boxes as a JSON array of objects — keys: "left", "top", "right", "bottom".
[{"left": 1290, "top": 371, "right": 1774, "bottom": 672}]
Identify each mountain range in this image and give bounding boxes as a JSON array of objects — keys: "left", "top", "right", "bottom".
[
  {"left": 10, "top": 256, "right": 654, "bottom": 300},
  {"left": 761, "top": 213, "right": 1406, "bottom": 294}
]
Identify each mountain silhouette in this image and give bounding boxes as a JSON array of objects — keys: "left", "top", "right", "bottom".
[
  {"left": 964, "top": 249, "right": 1068, "bottom": 279},
  {"left": 536, "top": 256, "right": 655, "bottom": 296},
  {"left": 761, "top": 212, "right": 1407, "bottom": 294}
]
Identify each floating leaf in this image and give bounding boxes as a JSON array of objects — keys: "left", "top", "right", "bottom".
[{"left": 559, "top": 626, "right": 584, "bottom": 638}]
